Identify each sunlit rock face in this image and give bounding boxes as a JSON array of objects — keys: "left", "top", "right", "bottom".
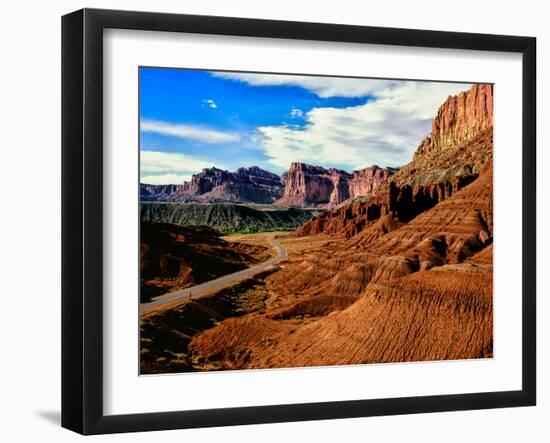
[
  {"left": 141, "top": 166, "right": 285, "bottom": 204},
  {"left": 276, "top": 162, "right": 394, "bottom": 208}
]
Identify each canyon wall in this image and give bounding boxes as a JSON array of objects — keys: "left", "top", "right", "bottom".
[
  {"left": 414, "top": 84, "right": 493, "bottom": 159},
  {"left": 141, "top": 166, "right": 285, "bottom": 204},
  {"left": 295, "top": 84, "right": 494, "bottom": 237},
  {"left": 275, "top": 162, "right": 395, "bottom": 208},
  {"left": 142, "top": 163, "right": 394, "bottom": 208}
]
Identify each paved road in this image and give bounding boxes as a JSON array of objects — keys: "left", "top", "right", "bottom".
[{"left": 140, "top": 234, "right": 287, "bottom": 316}]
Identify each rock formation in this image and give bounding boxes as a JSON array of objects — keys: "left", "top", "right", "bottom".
[
  {"left": 276, "top": 163, "right": 344, "bottom": 207},
  {"left": 349, "top": 167, "right": 393, "bottom": 197},
  {"left": 414, "top": 83, "right": 493, "bottom": 159},
  {"left": 140, "top": 223, "right": 269, "bottom": 303},
  {"left": 181, "top": 167, "right": 232, "bottom": 194},
  {"left": 188, "top": 157, "right": 494, "bottom": 370},
  {"left": 141, "top": 166, "right": 284, "bottom": 204},
  {"left": 295, "top": 84, "right": 493, "bottom": 236},
  {"left": 143, "top": 163, "right": 394, "bottom": 208},
  {"left": 275, "top": 162, "right": 395, "bottom": 208},
  {"left": 141, "top": 183, "right": 186, "bottom": 201}
]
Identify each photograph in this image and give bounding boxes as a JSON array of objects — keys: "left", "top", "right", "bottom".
[
  {"left": 138, "top": 68, "right": 494, "bottom": 374},
  {"left": 1, "top": 0, "right": 544, "bottom": 439}
]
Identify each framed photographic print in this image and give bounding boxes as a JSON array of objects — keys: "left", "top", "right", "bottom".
[{"left": 61, "top": 8, "right": 536, "bottom": 435}]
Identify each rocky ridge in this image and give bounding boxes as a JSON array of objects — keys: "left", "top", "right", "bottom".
[
  {"left": 140, "top": 223, "right": 269, "bottom": 303},
  {"left": 295, "top": 84, "right": 493, "bottom": 237},
  {"left": 142, "top": 163, "right": 395, "bottom": 209},
  {"left": 188, "top": 146, "right": 495, "bottom": 370},
  {"left": 275, "top": 162, "right": 395, "bottom": 208},
  {"left": 142, "top": 166, "right": 284, "bottom": 204}
]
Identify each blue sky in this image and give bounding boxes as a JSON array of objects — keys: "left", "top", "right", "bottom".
[{"left": 139, "top": 67, "right": 472, "bottom": 184}]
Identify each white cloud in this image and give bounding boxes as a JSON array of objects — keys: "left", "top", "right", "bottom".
[
  {"left": 202, "top": 98, "right": 218, "bottom": 109},
  {"left": 141, "top": 173, "right": 192, "bottom": 185},
  {"left": 140, "top": 151, "right": 219, "bottom": 184},
  {"left": 213, "top": 72, "right": 476, "bottom": 168},
  {"left": 141, "top": 119, "right": 238, "bottom": 143},
  {"left": 141, "top": 150, "right": 211, "bottom": 174},
  {"left": 290, "top": 108, "right": 305, "bottom": 119},
  {"left": 213, "top": 72, "right": 397, "bottom": 98},
  {"left": 257, "top": 82, "right": 473, "bottom": 170}
]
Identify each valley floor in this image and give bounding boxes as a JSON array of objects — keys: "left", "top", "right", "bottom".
[{"left": 140, "top": 232, "right": 288, "bottom": 317}]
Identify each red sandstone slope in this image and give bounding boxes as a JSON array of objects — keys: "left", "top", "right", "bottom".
[
  {"left": 188, "top": 165, "right": 493, "bottom": 368},
  {"left": 140, "top": 222, "right": 269, "bottom": 302},
  {"left": 277, "top": 163, "right": 490, "bottom": 299},
  {"left": 187, "top": 85, "right": 494, "bottom": 370}
]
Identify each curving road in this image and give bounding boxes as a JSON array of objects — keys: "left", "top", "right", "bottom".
[{"left": 140, "top": 234, "right": 287, "bottom": 316}]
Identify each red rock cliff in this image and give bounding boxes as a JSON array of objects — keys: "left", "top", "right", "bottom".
[
  {"left": 275, "top": 162, "right": 394, "bottom": 208},
  {"left": 141, "top": 166, "right": 284, "bottom": 204},
  {"left": 415, "top": 84, "right": 493, "bottom": 159},
  {"left": 277, "top": 163, "right": 338, "bottom": 207},
  {"left": 349, "top": 167, "right": 393, "bottom": 198}
]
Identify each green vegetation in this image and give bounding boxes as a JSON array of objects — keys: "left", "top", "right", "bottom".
[
  {"left": 141, "top": 202, "right": 323, "bottom": 233},
  {"left": 221, "top": 225, "right": 296, "bottom": 234}
]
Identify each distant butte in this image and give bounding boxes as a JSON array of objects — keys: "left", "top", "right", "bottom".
[
  {"left": 274, "top": 162, "right": 396, "bottom": 208},
  {"left": 141, "top": 162, "right": 397, "bottom": 209},
  {"left": 141, "top": 84, "right": 493, "bottom": 213},
  {"left": 141, "top": 166, "right": 284, "bottom": 204}
]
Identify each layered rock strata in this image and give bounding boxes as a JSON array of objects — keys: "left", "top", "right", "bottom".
[
  {"left": 295, "top": 84, "right": 493, "bottom": 236},
  {"left": 275, "top": 162, "right": 395, "bottom": 208}
]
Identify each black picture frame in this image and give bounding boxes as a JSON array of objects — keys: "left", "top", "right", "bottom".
[{"left": 62, "top": 8, "right": 536, "bottom": 435}]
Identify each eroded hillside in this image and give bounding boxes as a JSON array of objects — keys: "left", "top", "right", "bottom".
[
  {"left": 141, "top": 202, "right": 322, "bottom": 233},
  {"left": 188, "top": 165, "right": 493, "bottom": 368},
  {"left": 140, "top": 223, "right": 270, "bottom": 302}
]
